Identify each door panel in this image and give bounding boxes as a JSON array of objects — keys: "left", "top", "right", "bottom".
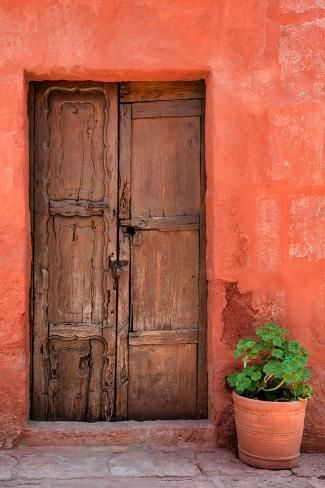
[
  {"left": 128, "top": 344, "right": 197, "bottom": 420},
  {"left": 47, "top": 338, "right": 105, "bottom": 421},
  {"left": 131, "top": 110, "right": 201, "bottom": 217},
  {"left": 31, "top": 82, "right": 118, "bottom": 421},
  {"left": 47, "top": 90, "right": 109, "bottom": 201},
  {"left": 117, "top": 84, "right": 207, "bottom": 420},
  {"left": 48, "top": 215, "right": 105, "bottom": 324},
  {"left": 131, "top": 230, "right": 199, "bottom": 331}
]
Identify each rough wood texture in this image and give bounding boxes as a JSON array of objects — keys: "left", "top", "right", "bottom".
[
  {"left": 49, "top": 200, "right": 109, "bottom": 217},
  {"left": 48, "top": 215, "right": 105, "bottom": 324},
  {"left": 128, "top": 344, "right": 197, "bottom": 420},
  {"left": 131, "top": 115, "right": 200, "bottom": 218},
  {"left": 46, "top": 87, "right": 109, "bottom": 201},
  {"left": 131, "top": 231, "right": 199, "bottom": 331},
  {"left": 120, "top": 81, "right": 205, "bottom": 103},
  {"left": 115, "top": 103, "right": 132, "bottom": 420},
  {"left": 47, "top": 338, "right": 105, "bottom": 421},
  {"left": 32, "top": 82, "right": 118, "bottom": 421},
  {"left": 197, "top": 99, "right": 208, "bottom": 418},
  {"left": 49, "top": 323, "right": 113, "bottom": 340},
  {"left": 31, "top": 81, "right": 206, "bottom": 423},
  {"left": 100, "top": 84, "right": 118, "bottom": 421},
  {"left": 32, "top": 82, "right": 51, "bottom": 420},
  {"left": 129, "top": 329, "right": 199, "bottom": 346},
  {"left": 132, "top": 99, "right": 201, "bottom": 119},
  {"left": 120, "top": 215, "right": 199, "bottom": 231},
  {"left": 125, "top": 89, "right": 206, "bottom": 420}
]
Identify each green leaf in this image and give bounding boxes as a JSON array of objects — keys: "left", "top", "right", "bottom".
[
  {"left": 301, "top": 368, "right": 311, "bottom": 381},
  {"left": 251, "top": 371, "right": 262, "bottom": 381},
  {"left": 236, "top": 375, "right": 253, "bottom": 393},
  {"left": 288, "top": 341, "right": 300, "bottom": 353},
  {"left": 272, "top": 336, "right": 283, "bottom": 347},
  {"left": 244, "top": 366, "right": 262, "bottom": 379},
  {"left": 227, "top": 372, "right": 238, "bottom": 387},
  {"left": 283, "top": 373, "right": 301, "bottom": 384},
  {"left": 263, "top": 360, "right": 283, "bottom": 378},
  {"left": 234, "top": 339, "right": 256, "bottom": 359},
  {"left": 272, "top": 348, "right": 284, "bottom": 359},
  {"left": 282, "top": 354, "right": 307, "bottom": 373},
  {"left": 256, "top": 323, "right": 288, "bottom": 341}
]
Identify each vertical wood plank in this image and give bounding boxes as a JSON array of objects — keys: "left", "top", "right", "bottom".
[
  {"left": 28, "top": 82, "right": 35, "bottom": 414},
  {"left": 197, "top": 98, "right": 208, "bottom": 418},
  {"left": 101, "top": 83, "right": 118, "bottom": 420},
  {"left": 32, "top": 82, "right": 51, "bottom": 419},
  {"left": 116, "top": 103, "right": 131, "bottom": 420}
]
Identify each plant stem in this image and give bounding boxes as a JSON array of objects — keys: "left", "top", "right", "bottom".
[{"left": 262, "top": 380, "right": 285, "bottom": 392}]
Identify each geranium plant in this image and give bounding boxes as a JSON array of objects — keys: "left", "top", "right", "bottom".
[{"left": 227, "top": 322, "right": 313, "bottom": 401}]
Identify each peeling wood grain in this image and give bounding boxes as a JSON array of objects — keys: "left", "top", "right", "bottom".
[
  {"left": 129, "top": 329, "right": 199, "bottom": 346},
  {"left": 32, "top": 82, "right": 118, "bottom": 421},
  {"left": 120, "top": 81, "right": 205, "bottom": 103},
  {"left": 126, "top": 89, "right": 205, "bottom": 420},
  {"left": 132, "top": 99, "right": 202, "bottom": 119},
  {"left": 197, "top": 99, "right": 208, "bottom": 418},
  {"left": 120, "top": 215, "right": 200, "bottom": 231},
  {"left": 128, "top": 344, "right": 197, "bottom": 420},
  {"left": 115, "top": 102, "right": 131, "bottom": 420}
]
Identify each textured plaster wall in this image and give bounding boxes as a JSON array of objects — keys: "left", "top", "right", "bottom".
[{"left": 0, "top": 0, "right": 324, "bottom": 450}]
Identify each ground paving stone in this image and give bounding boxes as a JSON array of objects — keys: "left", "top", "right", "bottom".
[
  {"left": 0, "top": 454, "right": 18, "bottom": 482},
  {"left": 308, "top": 478, "right": 325, "bottom": 488},
  {"left": 15, "top": 451, "right": 110, "bottom": 480},
  {"left": 1, "top": 478, "right": 215, "bottom": 488},
  {"left": 109, "top": 447, "right": 201, "bottom": 477},
  {"left": 292, "top": 453, "right": 325, "bottom": 478},
  {"left": 195, "top": 449, "right": 292, "bottom": 477},
  {"left": 0, "top": 446, "right": 323, "bottom": 487},
  {"left": 209, "top": 476, "right": 318, "bottom": 487}
]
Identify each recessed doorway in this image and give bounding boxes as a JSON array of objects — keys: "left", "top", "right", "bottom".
[{"left": 29, "top": 81, "right": 207, "bottom": 421}]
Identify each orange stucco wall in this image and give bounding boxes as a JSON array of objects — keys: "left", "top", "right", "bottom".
[{"left": 0, "top": 0, "right": 324, "bottom": 450}]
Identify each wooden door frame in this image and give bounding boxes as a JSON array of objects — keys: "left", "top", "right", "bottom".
[{"left": 28, "top": 80, "right": 207, "bottom": 420}]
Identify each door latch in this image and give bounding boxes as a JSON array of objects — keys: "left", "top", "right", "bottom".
[{"left": 110, "top": 259, "right": 129, "bottom": 280}]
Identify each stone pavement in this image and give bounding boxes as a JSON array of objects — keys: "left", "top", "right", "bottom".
[{"left": 0, "top": 446, "right": 324, "bottom": 487}]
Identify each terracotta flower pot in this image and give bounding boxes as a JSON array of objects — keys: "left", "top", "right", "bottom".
[{"left": 233, "top": 392, "right": 307, "bottom": 469}]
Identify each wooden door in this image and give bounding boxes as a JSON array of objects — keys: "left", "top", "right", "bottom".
[
  {"left": 31, "top": 82, "right": 118, "bottom": 420},
  {"left": 31, "top": 81, "right": 206, "bottom": 422},
  {"left": 116, "top": 82, "right": 207, "bottom": 420}
]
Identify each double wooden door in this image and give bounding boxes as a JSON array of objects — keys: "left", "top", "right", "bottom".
[{"left": 30, "top": 81, "right": 206, "bottom": 421}]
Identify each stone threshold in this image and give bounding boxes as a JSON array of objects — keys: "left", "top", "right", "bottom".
[{"left": 19, "top": 419, "right": 216, "bottom": 448}]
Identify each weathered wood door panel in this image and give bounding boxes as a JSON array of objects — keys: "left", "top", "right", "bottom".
[
  {"left": 116, "top": 83, "right": 207, "bottom": 420},
  {"left": 31, "top": 81, "right": 206, "bottom": 421},
  {"left": 31, "top": 82, "right": 118, "bottom": 421}
]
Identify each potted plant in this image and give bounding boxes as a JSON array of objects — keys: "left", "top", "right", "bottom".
[{"left": 227, "top": 322, "right": 313, "bottom": 469}]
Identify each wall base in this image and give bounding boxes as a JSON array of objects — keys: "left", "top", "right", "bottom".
[{"left": 18, "top": 420, "right": 216, "bottom": 448}]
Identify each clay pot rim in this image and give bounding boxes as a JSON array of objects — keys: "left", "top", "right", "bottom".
[{"left": 232, "top": 391, "right": 308, "bottom": 405}]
